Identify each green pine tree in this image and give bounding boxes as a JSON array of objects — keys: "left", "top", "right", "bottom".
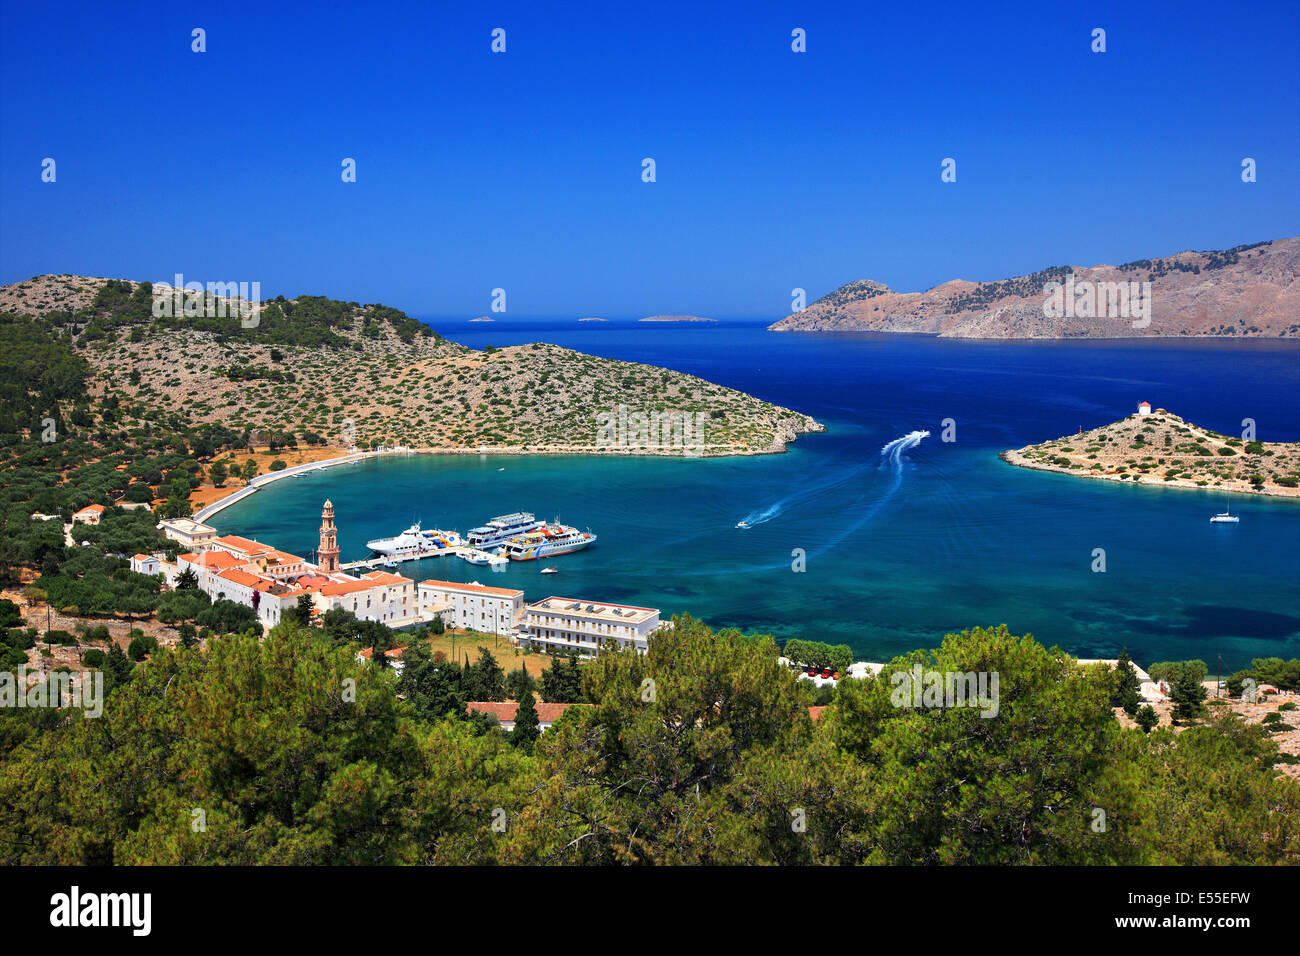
[
  {"left": 1135, "top": 705, "right": 1159, "bottom": 733},
  {"left": 1111, "top": 649, "right": 1141, "bottom": 715},
  {"left": 1171, "top": 668, "right": 1207, "bottom": 724},
  {"left": 511, "top": 688, "right": 541, "bottom": 752}
]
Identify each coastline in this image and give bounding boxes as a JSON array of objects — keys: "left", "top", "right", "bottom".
[
  {"left": 191, "top": 424, "right": 826, "bottom": 523},
  {"left": 998, "top": 448, "right": 1300, "bottom": 500},
  {"left": 193, "top": 449, "right": 395, "bottom": 523}
]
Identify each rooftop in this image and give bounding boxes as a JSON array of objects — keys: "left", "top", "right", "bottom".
[
  {"left": 212, "top": 534, "right": 274, "bottom": 556},
  {"left": 361, "top": 570, "right": 414, "bottom": 586},
  {"left": 419, "top": 578, "right": 524, "bottom": 598},
  {"left": 527, "top": 597, "right": 659, "bottom": 625},
  {"left": 216, "top": 568, "right": 264, "bottom": 587},
  {"left": 467, "top": 700, "right": 590, "bottom": 724}
]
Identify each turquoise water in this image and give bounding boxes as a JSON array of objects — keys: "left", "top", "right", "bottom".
[{"left": 216, "top": 324, "right": 1300, "bottom": 671}]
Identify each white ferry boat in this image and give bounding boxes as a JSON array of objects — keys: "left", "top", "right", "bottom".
[
  {"left": 366, "top": 522, "right": 462, "bottom": 557},
  {"left": 1210, "top": 511, "right": 1240, "bottom": 523},
  {"left": 465, "top": 512, "right": 543, "bottom": 550},
  {"left": 501, "top": 524, "right": 596, "bottom": 561}
]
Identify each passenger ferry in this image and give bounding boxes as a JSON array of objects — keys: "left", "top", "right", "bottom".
[
  {"left": 465, "top": 512, "right": 543, "bottom": 550},
  {"left": 501, "top": 524, "right": 596, "bottom": 561},
  {"left": 366, "top": 522, "right": 462, "bottom": 557}
]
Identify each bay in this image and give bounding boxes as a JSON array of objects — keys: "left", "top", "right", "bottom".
[{"left": 216, "top": 321, "right": 1300, "bottom": 671}]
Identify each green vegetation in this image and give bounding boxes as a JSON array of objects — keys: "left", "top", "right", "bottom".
[
  {"left": 0, "top": 619, "right": 1295, "bottom": 865},
  {"left": 782, "top": 638, "right": 853, "bottom": 672}
]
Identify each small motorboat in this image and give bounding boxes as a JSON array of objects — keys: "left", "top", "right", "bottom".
[
  {"left": 1210, "top": 511, "right": 1240, "bottom": 523},
  {"left": 736, "top": 521, "right": 749, "bottom": 529},
  {"left": 540, "top": 567, "right": 558, "bottom": 574}
]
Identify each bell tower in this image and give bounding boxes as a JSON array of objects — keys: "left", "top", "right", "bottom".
[{"left": 318, "top": 499, "right": 340, "bottom": 574}]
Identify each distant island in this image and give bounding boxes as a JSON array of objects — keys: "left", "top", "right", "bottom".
[
  {"left": 640, "top": 315, "right": 718, "bottom": 323},
  {"left": 1001, "top": 406, "right": 1300, "bottom": 498},
  {"left": 770, "top": 237, "right": 1300, "bottom": 338},
  {"left": 468, "top": 316, "right": 494, "bottom": 323},
  {"left": 578, "top": 317, "right": 607, "bottom": 322}
]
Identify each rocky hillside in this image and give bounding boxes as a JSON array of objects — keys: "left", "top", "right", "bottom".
[
  {"left": 1001, "top": 410, "right": 1300, "bottom": 498},
  {"left": 1, "top": 275, "right": 823, "bottom": 456},
  {"left": 770, "top": 238, "right": 1300, "bottom": 338}
]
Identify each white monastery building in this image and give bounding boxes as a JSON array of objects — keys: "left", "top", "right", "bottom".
[{"left": 417, "top": 579, "right": 525, "bottom": 635}]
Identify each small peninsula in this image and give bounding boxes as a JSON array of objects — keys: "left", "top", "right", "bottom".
[
  {"left": 1001, "top": 407, "right": 1300, "bottom": 498},
  {"left": 0, "top": 275, "right": 823, "bottom": 459}
]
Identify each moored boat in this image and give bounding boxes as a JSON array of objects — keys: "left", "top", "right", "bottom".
[{"left": 502, "top": 524, "right": 596, "bottom": 560}]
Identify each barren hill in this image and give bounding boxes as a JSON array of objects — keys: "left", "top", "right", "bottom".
[
  {"left": 0, "top": 275, "right": 822, "bottom": 457},
  {"left": 770, "top": 238, "right": 1300, "bottom": 338}
]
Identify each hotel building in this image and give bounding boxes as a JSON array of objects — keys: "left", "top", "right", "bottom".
[{"left": 518, "top": 597, "right": 668, "bottom": 657}]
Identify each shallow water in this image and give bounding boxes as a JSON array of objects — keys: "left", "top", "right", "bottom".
[{"left": 216, "top": 322, "right": 1300, "bottom": 671}]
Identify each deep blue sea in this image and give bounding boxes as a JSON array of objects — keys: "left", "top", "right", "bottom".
[{"left": 218, "top": 320, "right": 1300, "bottom": 671}]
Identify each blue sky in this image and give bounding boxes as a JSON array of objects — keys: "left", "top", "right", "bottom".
[{"left": 2, "top": 0, "right": 1297, "bottom": 318}]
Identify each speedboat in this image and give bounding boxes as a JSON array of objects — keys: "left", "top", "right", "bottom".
[
  {"left": 1210, "top": 511, "right": 1240, "bottom": 523},
  {"left": 540, "top": 567, "right": 558, "bottom": 574},
  {"left": 736, "top": 520, "right": 749, "bottom": 529}
]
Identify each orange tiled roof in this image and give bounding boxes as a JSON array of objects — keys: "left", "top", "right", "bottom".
[
  {"left": 467, "top": 700, "right": 590, "bottom": 723},
  {"left": 319, "top": 579, "right": 378, "bottom": 597},
  {"left": 361, "top": 570, "right": 412, "bottom": 585},
  {"left": 359, "top": 646, "right": 407, "bottom": 660},
  {"left": 216, "top": 568, "right": 264, "bottom": 587},
  {"left": 187, "top": 550, "right": 244, "bottom": 570},
  {"left": 420, "top": 578, "right": 523, "bottom": 598},
  {"left": 212, "top": 534, "right": 273, "bottom": 555},
  {"left": 74, "top": 504, "right": 105, "bottom": 515}
]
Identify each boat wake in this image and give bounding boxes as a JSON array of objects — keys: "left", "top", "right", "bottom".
[
  {"left": 734, "top": 430, "right": 930, "bottom": 533},
  {"left": 737, "top": 501, "right": 784, "bottom": 528},
  {"left": 880, "top": 430, "right": 930, "bottom": 471}
]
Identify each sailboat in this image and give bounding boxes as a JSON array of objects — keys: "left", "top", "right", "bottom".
[{"left": 1210, "top": 510, "right": 1239, "bottom": 523}]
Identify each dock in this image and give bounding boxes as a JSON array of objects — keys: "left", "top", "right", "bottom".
[{"left": 340, "top": 546, "right": 506, "bottom": 573}]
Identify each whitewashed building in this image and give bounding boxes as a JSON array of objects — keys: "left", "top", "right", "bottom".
[
  {"left": 130, "top": 553, "right": 160, "bottom": 576},
  {"left": 158, "top": 517, "right": 219, "bottom": 551},
  {"left": 71, "top": 504, "right": 105, "bottom": 526},
  {"left": 519, "top": 597, "right": 668, "bottom": 657},
  {"left": 417, "top": 579, "right": 524, "bottom": 635}
]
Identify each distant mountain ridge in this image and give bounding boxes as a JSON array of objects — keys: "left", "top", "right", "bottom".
[{"left": 769, "top": 238, "right": 1300, "bottom": 338}]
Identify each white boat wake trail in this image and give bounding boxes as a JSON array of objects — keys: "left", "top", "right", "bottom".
[
  {"left": 733, "top": 429, "right": 929, "bottom": 548},
  {"left": 879, "top": 430, "right": 930, "bottom": 471},
  {"left": 734, "top": 457, "right": 876, "bottom": 529}
]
